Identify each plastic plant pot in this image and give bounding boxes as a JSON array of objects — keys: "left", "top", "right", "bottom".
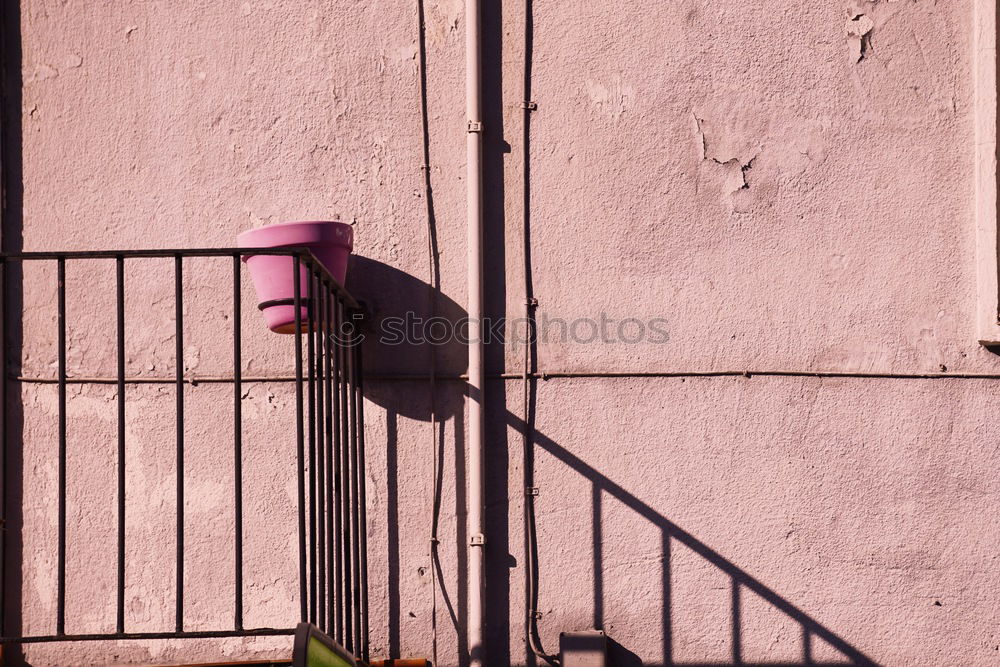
[{"left": 238, "top": 220, "right": 353, "bottom": 334}]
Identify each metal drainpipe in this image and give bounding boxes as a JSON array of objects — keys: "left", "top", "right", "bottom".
[{"left": 465, "top": 0, "right": 486, "bottom": 662}]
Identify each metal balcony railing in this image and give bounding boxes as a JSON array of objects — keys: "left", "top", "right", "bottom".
[{"left": 0, "top": 248, "right": 369, "bottom": 662}]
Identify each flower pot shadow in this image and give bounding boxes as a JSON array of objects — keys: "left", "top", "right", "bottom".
[{"left": 347, "top": 255, "right": 467, "bottom": 422}]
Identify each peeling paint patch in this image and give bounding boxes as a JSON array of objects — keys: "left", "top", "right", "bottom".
[
  {"left": 184, "top": 345, "right": 201, "bottom": 371},
  {"left": 426, "top": 0, "right": 462, "bottom": 46},
  {"left": 693, "top": 113, "right": 759, "bottom": 194},
  {"left": 29, "top": 64, "right": 59, "bottom": 82},
  {"left": 693, "top": 112, "right": 708, "bottom": 160},
  {"left": 847, "top": 12, "right": 875, "bottom": 63},
  {"left": 844, "top": 0, "right": 957, "bottom": 120},
  {"left": 706, "top": 156, "right": 757, "bottom": 194},
  {"left": 738, "top": 156, "right": 756, "bottom": 189},
  {"left": 587, "top": 78, "right": 633, "bottom": 119},
  {"left": 395, "top": 43, "right": 418, "bottom": 63}
]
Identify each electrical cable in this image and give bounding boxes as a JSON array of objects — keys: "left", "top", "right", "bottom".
[
  {"left": 521, "top": 0, "right": 559, "bottom": 662},
  {"left": 415, "top": 0, "right": 442, "bottom": 662}
]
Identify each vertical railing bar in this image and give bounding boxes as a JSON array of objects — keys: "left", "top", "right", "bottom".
[
  {"left": 307, "top": 261, "right": 317, "bottom": 626},
  {"left": 324, "top": 281, "right": 335, "bottom": 636},
  {"left": 315, "top": 266, "right": 326, "bottom": 632},
  {"left": 116, "top": 256, "right": 126, "bottom": 634},
  {"left": 56, "top": 257, "right": 67, "bottom": 636},
  {"left": 233, "top": 254, "right": 244, "bottom": 631},
  {"left": 348, "top": 316, "right": 361, "bottom": 654},
  {"left": 333, "top": 298, "right": 344, "bottom": 645},
  {"left": 339, "top": 299, "right": 352, "bottom": 649},
  {"left": 174, "top": 255, "right": 184, "bottom": 633},
  {"left": 293, "top": 254, "right": 307, "bottom": 623},
  {"left": 354, "top": 324, "right": 369, "bottom": 661}
]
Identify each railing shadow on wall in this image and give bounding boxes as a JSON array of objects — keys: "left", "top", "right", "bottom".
[
  {"left": 369, "top": 378, "right": 878, "bottom": 667},
  {"left": 350, "top": 257, "right": 877, "bottom": 667},
  {"left": 510, "top": 412, "right": 878, "bottom": 667},
  {"left": 347, "top": 256, "right": 469, "bottom": 664}
]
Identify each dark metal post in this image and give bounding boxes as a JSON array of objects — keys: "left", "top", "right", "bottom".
[
  {"left": 56, "top": 258, "right": 66, "bottom": 636},
  {"left": 232, "top": 254, "right": 244, "bottom": 631},
  {"left": 348, "top": 318, "right": 361, "bottom": 654},
  {"left": 174, "top": 255, "right": 184, "bottom": 633},
  {"left": 354, "top": 323, "right": 369, "bottom": 661},
  {"left": 324, "top": 283, "right": 335, "bottom": 636},
  {"left": 116, "top": 256, "right": 126, "bottom": 634},
  {"left": 315, "top": 268, "right": 326, "bottom": 633},
  {"left": 332, "top": 298, "right": 344, "bottom": 645},
  {"left": 293, "top": 254, "right": 307, "bottom": 623},
  {"left": 307, "top": 262, "right": 317, "bottom": 626},
  {"left": 339, "top": 299, "right": 352, "bottom": 650}
]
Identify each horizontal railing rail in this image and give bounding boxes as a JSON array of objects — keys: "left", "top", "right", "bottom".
[{"left": 0, "top": 248, "right": 369, "bottom": 662}]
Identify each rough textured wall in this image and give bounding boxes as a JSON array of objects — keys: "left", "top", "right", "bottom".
[{"left": 9, "top": 0, "right": 1000, "bottom": 665}]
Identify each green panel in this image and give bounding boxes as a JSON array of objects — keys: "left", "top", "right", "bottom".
[{"left": 306, "top": 636, "right": 354, "bottom": 667}]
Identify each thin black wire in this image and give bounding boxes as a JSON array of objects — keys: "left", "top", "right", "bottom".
[
  {"left": 521, "top": 0, "right": 558, "bottom": 662},
  {"left": 415, "top": 0, "right": 443, "bottom": 661}
]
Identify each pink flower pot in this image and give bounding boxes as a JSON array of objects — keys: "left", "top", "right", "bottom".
[{"left": 238, "top": 220, "right": 354, "bottom": 334}]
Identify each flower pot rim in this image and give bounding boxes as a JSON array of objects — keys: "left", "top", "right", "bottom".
[
  {"left": 237, "top": 219, "right": 351, "bottom": 240},
  {"left": 237, "top": 220, "right": 354, "bottom": 258},
  {"left": 246, "top": 218, "right": 348, "bottom": 229}
]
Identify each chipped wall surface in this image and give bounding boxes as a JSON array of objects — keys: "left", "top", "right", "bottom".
[{"left": 8, "top": 0, "right": 1000, "bottom": 666}]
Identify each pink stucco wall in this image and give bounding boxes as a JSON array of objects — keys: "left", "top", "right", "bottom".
[{"left": 8, "top": 0, "right": 1000, "bottom": 665}]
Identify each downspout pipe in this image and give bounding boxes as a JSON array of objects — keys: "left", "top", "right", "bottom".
[{"left": 465, "top": 0, "right": 486, "bottom": 665}]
